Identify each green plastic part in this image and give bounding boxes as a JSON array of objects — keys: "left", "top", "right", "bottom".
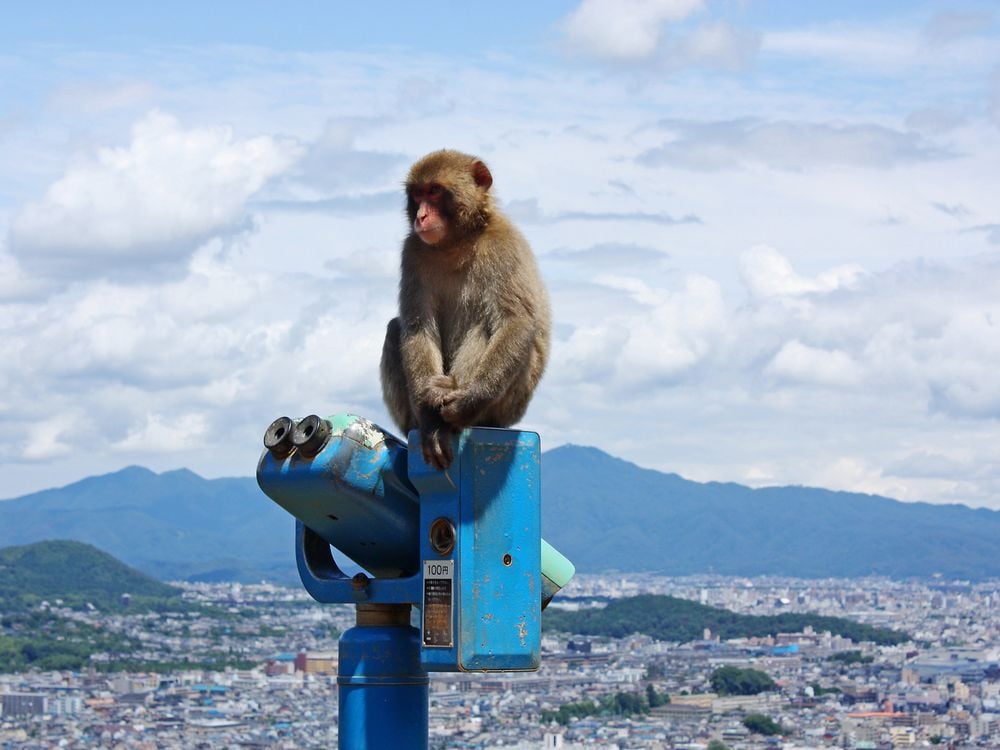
[{"left": 541, "top": 538, "right": 576, "bottom": 589}]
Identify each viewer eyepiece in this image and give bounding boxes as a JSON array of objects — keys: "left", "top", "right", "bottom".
[
  {"left": 263, "top": 416, "right": 296, "bottom": 458},
  {"left": 292, "top": 414, "right": 331, "bottom": 458}
]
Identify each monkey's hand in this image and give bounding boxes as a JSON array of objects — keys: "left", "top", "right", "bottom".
[
  {"left": 439, "top": 386, "right": 489, "bottom": 428},
  {"left": 421, "top": 374, "right": 458, "bottom": 409},
  {"left": 422, "top": 428, "right": 454, "bottom": 470},
  {"left": 421, "top": 425, "right": 455, "bottom": 470},
  {"left": 418, "top": 404, "right": 455, "bottom": 470}
]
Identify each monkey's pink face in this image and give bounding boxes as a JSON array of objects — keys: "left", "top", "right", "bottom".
[{"left": 410, "top": 184, "right": 448, "bottom": 246}]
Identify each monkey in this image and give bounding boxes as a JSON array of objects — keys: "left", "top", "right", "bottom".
[{"left": 380, "top": 149, "right": 551, "bottom": 470}]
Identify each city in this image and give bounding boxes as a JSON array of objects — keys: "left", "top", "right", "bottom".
[{"left": 2, "top": 574, "right": 998, "bottom": 749}]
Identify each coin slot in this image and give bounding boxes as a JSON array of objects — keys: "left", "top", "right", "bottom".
[{"left": 429, "top": 517, "right": 456, "bottom": 556}]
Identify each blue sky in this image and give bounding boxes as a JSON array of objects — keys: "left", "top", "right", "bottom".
[{"left": 2, "top": 1, "right": 1000, "bottom": 509}]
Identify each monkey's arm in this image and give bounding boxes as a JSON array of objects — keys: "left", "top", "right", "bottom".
[
  {"left": 440, "top": 314, "right": 535, "bottom": 427},
  {"left": 399, "top": 316, "right": 458, "bottom": 469},
  {"left": 396, "top": 259, "right": 449, "bottom": 399},
  {"left": 402, "top": 328, "right": 460, "bottom": 406}
]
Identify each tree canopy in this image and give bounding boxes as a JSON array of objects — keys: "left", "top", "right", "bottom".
[{"left": 710, "top": 666, "right": 777, "bottom": 696}]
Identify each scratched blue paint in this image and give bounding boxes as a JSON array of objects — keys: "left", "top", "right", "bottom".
[
  {"left": 256, "top": 414, "right": 421, "bottom": 578},
  {"left": 410, "top": 428, "right": 542, "bottom": 672}
]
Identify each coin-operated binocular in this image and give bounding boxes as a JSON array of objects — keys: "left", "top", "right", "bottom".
[{"left": 256, "top": 413, "right": 575, "bottom": 750}]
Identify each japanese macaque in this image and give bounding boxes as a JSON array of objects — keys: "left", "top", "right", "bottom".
[{"left": 380, "top": 149, "right": 551, "bottom": 469}]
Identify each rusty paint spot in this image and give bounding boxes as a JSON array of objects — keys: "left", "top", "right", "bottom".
[{"left": 516, "top": 617, "right": 528, "bottom": 647}]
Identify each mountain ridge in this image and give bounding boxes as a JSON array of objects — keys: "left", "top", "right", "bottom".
[
  {"left": 539, "top": 446, "right": 999, "bottom": 580},
  {"left": 1, "top": 445, "right": 997, "bottom": 582}
]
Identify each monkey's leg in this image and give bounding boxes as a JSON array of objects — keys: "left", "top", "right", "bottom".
[
  {"left": 445, "top": 332, "right": 534, "bottom": 428},
  {"left": 474, "top": 338, "right": 545, "bottom": 428},
  {"left": 380, "top": 318, "right": 417, "bottom": 433},
  {"left": 443, "top": 328, "right": 494, "bottom": 427},
  {"left": 477, "top": 367, "right": 532, "bottom": 427}
]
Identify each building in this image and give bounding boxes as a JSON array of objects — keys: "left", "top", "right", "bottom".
[
  {"left": 1, "top": 693, "right": 46, "bottom": 717},
  {"left": 295, "top": 650, "right": 337, "bottom": 674}
]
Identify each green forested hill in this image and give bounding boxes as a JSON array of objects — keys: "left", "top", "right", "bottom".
[
  {"left": 543, "top": 594, "right": 908, "bottom": 645},
  {"left": 0, "top": 540, "right": 182, "bottom": 611}
]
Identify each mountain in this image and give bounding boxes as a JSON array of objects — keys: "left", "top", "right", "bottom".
[
  {"left": 0, "top": 540, "right": 181, "bottom": 610},
  {"left": 541, "top": 445, "right": 1000, "bottom": 580},
  {"left": 0, "top": 466, "right": 297, "bottom": 584},
  {"left": 0, "top": 446, "right": 998, "bottom": 582}
]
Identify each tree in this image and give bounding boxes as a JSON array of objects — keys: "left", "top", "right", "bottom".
[
  {"left": 829, "top": 650, "right": 872, "bottom": 665},
  {"left": 646, "top": 683, "right": 669, "bottom": 708},
  {"left": 711, "top": 666, "right": 777, "bottom": 696},
  {"left": 743, "top": 713, "right": 784, "bottom": 736}
]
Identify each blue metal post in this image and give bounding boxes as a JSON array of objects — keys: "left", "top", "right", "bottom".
[{"left": 338, "top": 604, "right": 428, "bottom": 750}]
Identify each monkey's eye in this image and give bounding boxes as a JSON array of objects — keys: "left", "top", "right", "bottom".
[{"left": 427, "top": 184, "right": 444, "bottom": 198}]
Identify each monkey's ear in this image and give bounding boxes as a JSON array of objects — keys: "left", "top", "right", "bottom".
[{"left": 472, "top": 160, "right": 493, "bottom": 190}]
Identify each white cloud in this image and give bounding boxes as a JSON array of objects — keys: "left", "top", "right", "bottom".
[
  {"left": 620, "top": 275, "right": 726, "bottom": 383},
  {"left": 112, "top": 412, "right": 209, "bottom": 453},
  {"left": 765, "top": 340, "right": 863, "bottom": 387},
  {"left": 0, "top": 250, "right": 50, "bottom": 301},
  {"left": 557, "top": 323, "right": 630, "bottom": 381},
  {"left": 8, "top": 111, "right": 302, "bottom": 279},
  {"left": 740, "top": 245, "right": 863, "bottom": 299},
  {"left": 810, "top": 456, "right": 909, "bottom": 500},
  {"left": 550, "top": 273, "right": 726, "bottom": 388},
  {"left": 561, "top": 0, "right": 705, "bottom": 62},
  {"left": 927, "top": 311, "right": 1000, "bottom": 419},
  {"left": 22, "top": 414, "right": 77, "bottom": 460},
  {"left": 730, "top": 251, "right": 1000, "bottom": 415},
  {"left": 675, "top": 21, "right": 760, "bottom": 71}
]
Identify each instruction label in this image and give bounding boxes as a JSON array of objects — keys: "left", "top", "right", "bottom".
[{"left": 422, "top": 559, "right": 454, "bottom": 648}]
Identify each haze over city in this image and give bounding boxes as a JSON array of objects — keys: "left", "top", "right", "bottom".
[{"left": 2, "top": 0, "right": 1000, "bottom": 510}]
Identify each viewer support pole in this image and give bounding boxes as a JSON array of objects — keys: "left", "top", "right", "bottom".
[{"left": 337, "top": 603, "right": 429, "bottom": 749}]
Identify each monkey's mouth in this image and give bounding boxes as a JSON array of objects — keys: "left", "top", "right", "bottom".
[{"left": 416, "top": 227, "right": 446, "bottom": 246}]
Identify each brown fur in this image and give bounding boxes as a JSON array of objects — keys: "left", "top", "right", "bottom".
[{"left": 380, "top": 150, "right": 551, "bottom": 469}]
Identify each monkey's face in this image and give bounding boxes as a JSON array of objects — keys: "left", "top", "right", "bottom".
[
  {"left": 409, "top": 183, "right": 449, "bottom": 246},
  {"left": 405, "top": 151, "right": 495, "bottom": 247}
]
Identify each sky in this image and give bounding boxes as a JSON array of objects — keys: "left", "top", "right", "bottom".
[{"left": 1, "top": 1, "right": 1000, "bottom": 509}]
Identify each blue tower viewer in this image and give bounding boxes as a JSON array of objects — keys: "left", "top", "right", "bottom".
[{"left": 256, "top": 413, "right": 575, "bottom": 749}]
